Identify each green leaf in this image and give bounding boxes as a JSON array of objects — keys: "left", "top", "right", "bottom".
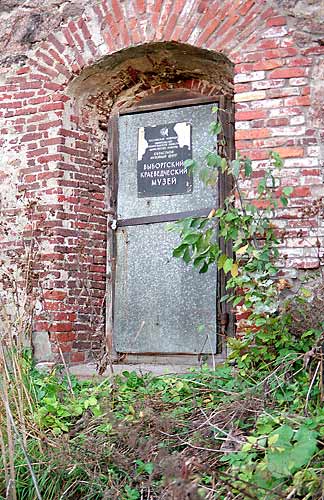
[
  {"left": 270, "top": 150, "right": 283, "bottom": 168},
  {"left": 282, "top": 186, "right": 293, "bottom": 196},
  {"left": 268, "top": 434, "right": 279, "bottom": 446},
  {"left": 221, "top": 158, "right": 228, "bottom": 173},
  {"left": 280, "top": 195, "right": 288, "bottom": 207},
  {"left": 182, "top": 233, "right": 200, "bottom": 245},
  {"left": 266, "top": 425, "right": 317, "bottom": 479},
  {"left": 255, "top": 317, "right": 267, "bottom": 326},
  {"left": 183, "top": 247, "right": 191, "bottom": 264},
  {"left": 231, "top": 159, "right": 240, "bottom": 178},
  {"left": 217, "top": 253, "right": 227, "bottom": 270},
  {"left": 206, "top": 152, "right": 221, "bottom": 167},
  {"left": 232, "top": 296, "right": 243, "bottom": 307},
  {"left": 223, "top": 258, "right": 234, "bottom": 274},
  {"left": 257, "top": 179, "right": 266, "bottom": 194},
  {"left": 244, "top": 158, "right": 252, "bottom": 177},
  {"left": 241, "top": 443, "right": 252, "bottom": 452},
  {"left": 184, "top": 159, "right": 196, "bottom": 170},
  {"left": 300, "top": 287, "right": 312, "bottom": 298},
  {"left": 190, "top": 217, "right": 203, "bottom": 228},
  {"left": 193, "top": 256, "right": 206, "bottom": 268},
  {"left": 209, "top": 121, "right": 222, "bottom": 135},
  {"left": 269, "top": 425, "right": 294, "bottom": 447},
  {"left": 199, "top": 262, "right": 209, "bottom": 273},
  {"left": 173, "top": 245, "right": 187, "bottom": 258},
  {"left": 199, "top": 218, "right": 211, "bottom": 229}
]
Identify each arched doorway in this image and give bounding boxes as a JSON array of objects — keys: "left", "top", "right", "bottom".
[{"left": 67, "top": 42, "right": 234, "bottom": 370}]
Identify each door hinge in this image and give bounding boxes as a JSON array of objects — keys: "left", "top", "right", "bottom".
[{"left": 219, "top": 312, "right": 229, "bottom": 335}]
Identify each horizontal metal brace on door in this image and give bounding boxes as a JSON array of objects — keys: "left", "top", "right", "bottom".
[{"left": 112, "top": 208, "right": 214, "bottom": 229}]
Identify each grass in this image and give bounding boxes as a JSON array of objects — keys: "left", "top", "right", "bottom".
[{"left": 0, "top": 321, "right": 324, "bottom": 499}]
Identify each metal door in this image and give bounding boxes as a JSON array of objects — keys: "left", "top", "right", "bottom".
[{"left": 113, "top": 102, "right": 219, "bottom": 355}]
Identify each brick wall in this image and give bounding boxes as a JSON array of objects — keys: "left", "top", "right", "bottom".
[{"left": 0, "top": 0, "right": 323, "bottom": 363}]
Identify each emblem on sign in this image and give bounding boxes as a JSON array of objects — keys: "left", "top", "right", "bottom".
[{"left": 137, "top": 122, "right": 193, "bottom": 197}]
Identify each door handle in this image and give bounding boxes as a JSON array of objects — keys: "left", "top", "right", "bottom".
[{"left": 110, "top": 219, "right": 118, "bottom": 230}]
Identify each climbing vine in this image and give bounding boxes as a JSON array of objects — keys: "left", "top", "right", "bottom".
[{"left": 169, "top": 106, "right": 292, "bottom": 325}]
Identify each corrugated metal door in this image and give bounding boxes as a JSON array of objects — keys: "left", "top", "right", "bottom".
[{"left": 113, "top": 102, "right": 218, "bottom": 354}]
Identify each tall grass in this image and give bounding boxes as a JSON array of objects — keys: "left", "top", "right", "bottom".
[{"left": 0, "top": 238, "right": 43, "bottom": 499}]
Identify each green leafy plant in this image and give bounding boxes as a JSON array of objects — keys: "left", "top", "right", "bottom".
[
  {"left": 169, "top": 108, "right": 292, "bottom": 326},
  {"left": 1, "top": 337, "right": 324, "bottom": 500}
]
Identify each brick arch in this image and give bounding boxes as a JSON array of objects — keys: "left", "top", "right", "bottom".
[
  {"left": 65, "top": 40, "right": 233, "bottom": 135},
  {"left": 20, "top": 0, "right": 293, "bottom": 88}
]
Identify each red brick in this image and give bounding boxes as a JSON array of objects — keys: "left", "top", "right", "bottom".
[
  {"left": 50, "top": 312, "right": 77, "bottom": 322},
  {"left": 285, "top": 96, "right": 311, "bottom": 106},
  {"left": 304, "top": 46, "right": 324, "bottom": 56},
  {"left": 239, "top": 0, "right": 254, "bottom": 16},
  {"left": 287, "top": 56, "right": 312, "bottom": 67},
  {"left": 39, "top": 102, "right": 65, "bottom": 112},
  {"left": 77, "top": 18, "right": 92, "bottom": 40},
  {"left": 0, "top": 101, "right": 23, "bottom": 109},
  {"left": 38, "top": 154, "right": 63, "bottom": 163},
  {"left": 290, "top": 186, "right": 311, "bottom": 197},
  {"left": 257, "top": 39, "right": 279, "bottom": 50},
  {"left": 239, "top": 150, "right": 269, "bottom": 160},
  {"left": 301, "top": 169, "right": 320, "bottom": 176},
  {"left": 269, "top": 68, "right": 306, "bottom": 79},
  {"left": 87, "top": 39, "right": 97, "bottom": 57},
  {"left": 35, "top": 50, "right": 54, "bottom": 67},
  {"left": 267, "top": 118, "right": 289, "bottom": 127},
  {"left": 39, "top": 119, "right": 62, "bottom": 130},
  {"left": 34, "top": 321, "right": 50, "bottom": 331},
  {"left": 111, "top": 0, "right": 123, "bottom": 21},
  {"left": 234, "top": 83, "right": 252, "bottom": 93},
  {"left": 48, "top": 33, "right": 66, "bottom": 54},
  {"left": 252, "top": 59, "right": 283, "bottom": 71},
  {"left": 48, "top": 48, "right": 65, "bottom": 66},
  {"left": 52, "top": 342, "right": 73, "bottom": 353},
  {"left": 235, "top": 128, "right": 270, "bottom": 140},
  {"left": 13, "top": 91, "right": 35, "bottom": 99},
  {"left": 197, "top": 18, "right": 221, "bottom": 45},
  {"left": 62, "top": 27, "right": 76, "bottom": 49},
  {"left": 27, "top": 147, "right": 48, "bottom": 158},
  {"left": 235, "top": 110, "right": 267, "bottom": 120},
  {"left": 29, "top": 96, "right": 51, "bottom": 105},
  {"left": 44, "top": 82, "right": 64, "bottom": 91},
  {"left": 43, "top": 290, "right": 67, "bottom": 300},
  {"left": 16, "top": 67, "right": 30, "bottom": 75},
  {"left": 217, "top": 14, "right": 240, "bottom": 38},
  {"left": 274, "top": 147, "right": 304, "bottom": 158},
  {"left": 266, "top": 16, "right": 286, "bottom": 27},
  {"left": 49, "top": 323, "right": 73, "bottom": 332},
  {"left": 40, "top": 138, "right": 64, "bottom": 147},
  {"left": 21, "top": 132, "right": 43, "bottom": 142},
  {"left": 301, "top": 86, "right": 310, "bottom": 95},
  {"left": 70, "top": 351, "right": 86, "bottom": 363},
  {"left": 51, "top": 332, "right": 76, "bottom": 342},
  {"left": 55, "top": 63, "right": 72, "bottom": 78},
  {"left": 135, "top": 0, "right": 145, "bottom": 14}
]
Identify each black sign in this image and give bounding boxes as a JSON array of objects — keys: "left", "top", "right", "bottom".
[{"left": 137, "top": 121, "right": 193, "bottom": 197}]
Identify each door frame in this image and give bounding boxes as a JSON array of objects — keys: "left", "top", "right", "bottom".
[{"left": 105, "top": 90, "right": 235, "bottom": 366}]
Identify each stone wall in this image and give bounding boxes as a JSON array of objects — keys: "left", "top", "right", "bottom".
[{"left": 0, "top": 0, "right": 323, "bottom": 363}]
